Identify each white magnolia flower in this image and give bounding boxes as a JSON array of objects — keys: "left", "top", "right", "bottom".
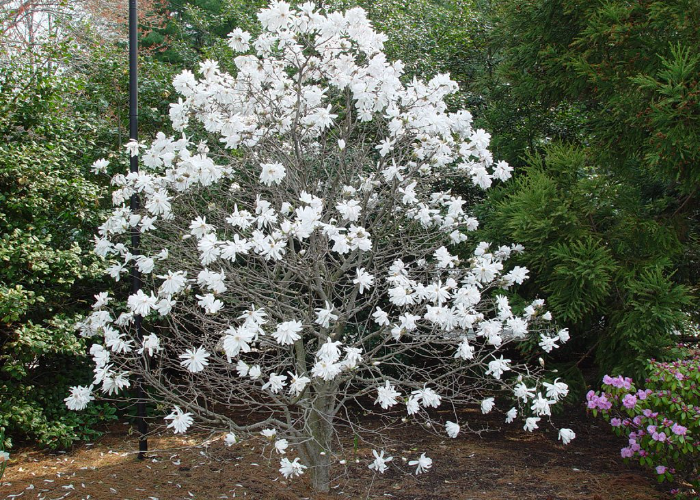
[
  {"left": 273, "top": 320, "right": 303, "bottom": 345},
  {"left": 341, "top": 347, "right": 363, "bottom": 369},
  {"left": 514, "top": 383, "right": 535, "bottom": 402},
  {"left": 314, "top": 302, "right": 338, "bottom": 329},
  {"left": 445, "top": 421, "right": 460, "bottom": 439},
  {"left": 481, "top": 397, "right": 495, "bottom": 414},
  {"left": 336, "top": 199, "right": 362, "bottom": 222},
  {"left": 224, "top": 432, "right": 237, "bottom": 446},
  {"left": 236, "top": 360, "right": 249, "bottom": 377},
  {"left": 311, "top": 359, "right": 341, "bottom": 381},
  {"left": 127, "top": 290, "right": 158, "bottom": 316},
  {"left": 406, "top": 395, "right": 420, "bottom": 415},
  {"left": 197, "top": 269, "right": 227, "bottom": 294},
  {"left": 372, "top": 307, "right": 389, "bottom": 326},
  {"left": 413, "top": 386, "right": 441, "bottom": 408},
  {"left": 317, "top": 338, "right": 342, "bottom": 363},
  {"left": 504, "top": 266, "right": 529, "bottom": 285},
  {"left": 165, "top": 406, "right": 193, "bottom": 434},
  {"left": 189, "top": 216, "right": 213, "bottom": 238},
  {"left": 227, "top": 28, "right": 251, "bottom": 52},
  {"left": 262, "top": 373, "right": 287, "bottom": 394},
  {"left": 558, "top": 328, "right": 571, "bottom": 343},
  {"left": 91, "top": 158, "right": 109, "bottom": 174},
  {"left": 408, "top": 453, "right": 432, "bottom": 475},
  {"left": 434, "top": 246, "right": 458, "bottom": 268},
  {"left": 523, "top": 417, "right": 541, "bottom": 432},
  {"left": 261, "top": 428, "right": 277, "bottom": 439},
  {"left": 368, "top": 449, "right": 393, "bottom": 473},
  {"left": 93, "top": 292, "right": 111, "bottom": 310},
  {"left": 90, "top": 344, "right": 110, "bottom": 367},
  {"left": 539, "top": 335, "right": 559, "bottom": 353},
  {"left": 279, "top": 457, "right": 307, "bottom": 479},
  {"left": 260, "top": 162, "right": 286, "bottom": 185},
  {"left": 543, "top": 379, "right": 569, "bottom": 402},
  {"left": 531, "top": 393, "right": 553, "bottom": 416},
  {"left": 486, "top": 356, "right": 511, "bottom": 380},
  {"left": 353, "top": 268, "right": 375, "bottom": 294},
  {"left": 101, "top": 371, "right": 130, "bottom": 395},
  {"left": 558, "top": 428, "right": 576, "bottom": 445},
  {"left": 249, "top": 365, "right": 262, "bottom": 380},
  {"left": 287, "top": 372, "right": 310, "bottom": 396},
  {"left": 222, "top": 326, "right": 255, "bottom": 360},
  {"left": 125, "top": 139, "right": 143, "bottom": 157},
  {"left": 505, "top": 407, "right": 518, "bottom": 424},
  {"left": 454, "top": 337, "right": 475, "bottom": 360},
  {"left": 139, "top": 333, "right": 162, "bottom": 356},
  {"left": 179, "top": 346, "right": 210, "bottom": 373},
  {"left": 158, "top": 270, "right": 188, "bottom": 296},
  {"left": 375, "top": 381, "right": 400, "bottom": 409},
  {"left": 136, "top": 256, "right": 155, "bottom": 274},
  {"left": 154, "top": 297, "right": 175, "bottom": 316},
  {"left": 197, "top": 293, "right": 223, "bottom": 314},
  {"left": 274, "top": 438, "right": 289, "bottom": 454},
  {"left": 493, "top": 160, "right": 513, "bottom": 181},
  {"left": 64, "top": 385, "right": 94, "bottom": 411}
]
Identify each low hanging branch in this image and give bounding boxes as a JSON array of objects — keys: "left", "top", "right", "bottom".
[{"left": 67, "top": 1, "right": 574, "bottom": 493}]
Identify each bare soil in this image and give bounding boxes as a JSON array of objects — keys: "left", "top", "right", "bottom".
[{"left": 1, "top": 407, "right": 669, "bottom": 500}]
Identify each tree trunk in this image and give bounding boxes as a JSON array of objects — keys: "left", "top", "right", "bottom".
[
  {"left": 311, "top": 446, "right": 331, "bottom": 493},
  {"left": 304, "top": 392, "right": 334, "bottom": 493}
]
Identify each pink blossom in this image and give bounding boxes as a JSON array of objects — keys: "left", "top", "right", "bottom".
[
  {"left": 620, "top": 447, "right": 634, "bottom": 458},
  {"left": 586, "top": 390, "right": 598, "bottom": 409},
  {"left": 671, "top": 423, "right": 687, "bottom": 436},
  {"left": 656, "top": 465, "right": 667, "bottom": 475},
  {"left": 622, "top": 394, "right": 637, "bottom": 409},
  {"left": 652, "top": 431, "right": 667, "bottom": 442},
  {"left": 610, "top": 376, "right": 625, "bottom": 388},
  {"left": 597, "top": 394, "right": 612, "bottom": 410}
]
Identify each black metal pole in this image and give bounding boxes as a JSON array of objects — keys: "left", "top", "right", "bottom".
[{"left": 129, "top": 0, "right": 148, "bottom": 460}]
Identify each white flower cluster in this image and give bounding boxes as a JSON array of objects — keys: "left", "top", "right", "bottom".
[{"left": 68, "top": 1, "right": 573, "bottom": 486}]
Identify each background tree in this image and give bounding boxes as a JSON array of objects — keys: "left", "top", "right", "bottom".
[{"left": 472, "top": 0, "right": 699, "bottom": 379}]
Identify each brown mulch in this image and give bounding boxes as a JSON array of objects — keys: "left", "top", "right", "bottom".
[{"left": 1, "top": 407, "right": 669, "bottom": 500}]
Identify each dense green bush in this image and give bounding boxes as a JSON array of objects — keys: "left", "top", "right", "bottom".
[
  {"left": 473, "top": 0, "right": 699, "bottom": 377},
  {"left": 0, "top": 59, "right": 117, "bottom": 449},
  {"left": 477, "top": 143, "right": 693, "bottom": 378}
]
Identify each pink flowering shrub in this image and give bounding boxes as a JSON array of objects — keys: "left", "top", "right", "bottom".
[{"left": 588, "top": 350, "right": 700, "bottom": 495}]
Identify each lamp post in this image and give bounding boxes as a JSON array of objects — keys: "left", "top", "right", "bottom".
[{"left": 129, "top": 0, "right": 148, "bottom": 460}]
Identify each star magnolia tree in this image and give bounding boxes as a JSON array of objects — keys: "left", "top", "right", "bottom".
[{"left": 69, "top": 1, "right": 574, "bottom": 492}]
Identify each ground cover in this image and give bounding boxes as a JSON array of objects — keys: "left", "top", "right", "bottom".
[{"left": 2, "top": 408, "right": 668, "bottom": 500}]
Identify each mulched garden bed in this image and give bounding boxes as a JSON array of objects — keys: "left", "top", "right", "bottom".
[{"left": 2, "top": 406, "right": 669, "bottom": 500}]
